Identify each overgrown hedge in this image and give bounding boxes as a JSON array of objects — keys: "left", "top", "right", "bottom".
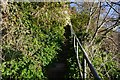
[{"left": 1, "top": 2, "right": 69, "bottom": 79}]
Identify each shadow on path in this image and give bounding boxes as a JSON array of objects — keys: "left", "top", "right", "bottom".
[{"left": 44, "top": 25, "right": 72, "bottom": 80}]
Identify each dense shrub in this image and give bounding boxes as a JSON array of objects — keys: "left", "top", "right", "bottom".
[{"left": 1, "top": 2, "right": 69, "bottom": 79}]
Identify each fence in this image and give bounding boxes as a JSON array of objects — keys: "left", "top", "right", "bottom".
[{"left": 70, "top": 24, "right": 101, "bottom": 80}]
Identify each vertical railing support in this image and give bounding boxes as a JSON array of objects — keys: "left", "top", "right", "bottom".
[
  {"left": 83, "top": 54, "right": 86, "bottom": 80},
  {"left": 70, "top": 24, "right": 101, "bottom": 80},
  {"left": 74, "top": 36, "right": 75, "bottom": 48},
  {"left": 76, "top": 42, "right": 83, "bottom": 79}
]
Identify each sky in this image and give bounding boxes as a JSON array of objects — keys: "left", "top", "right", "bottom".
[
  {"left": 70, "top": 1, "right": 120, "bottom": 32},
  {"left": 70, "top": 0, "right": 120, "bottom": 2}
]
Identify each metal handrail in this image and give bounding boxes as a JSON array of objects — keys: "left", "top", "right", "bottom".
[{"left": 70, "top": 24, "right": 101, "bottom": 80}]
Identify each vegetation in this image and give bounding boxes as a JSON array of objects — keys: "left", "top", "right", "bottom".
[
  {"left": 1, "top": 2, "right": 120, "bottom": 80},
  {"left": 1, "top": 2, "right": 69, "bottom": 79},
  {"left": 70, "top": 2, "right": 120, "bottom": 80}
]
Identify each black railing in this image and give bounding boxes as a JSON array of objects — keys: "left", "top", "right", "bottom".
[{"left": 70, "top": 24, "right": 101, "bottom": 80}]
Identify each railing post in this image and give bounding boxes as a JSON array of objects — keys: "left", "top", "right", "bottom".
[
  {"left": 83, "top": 54, "right": 86, "bottom": 80},
  {"left": 76, "top": 42, "right": 83, "bottom": 79},
  {"left": 74, "top": 36, "right": 75, "bottom": 48},
  {"left": 70, "top": 24, "right": 101, "bottom": 80}
]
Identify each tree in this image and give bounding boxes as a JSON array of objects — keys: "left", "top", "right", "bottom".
[{"left": 70, "top": 1, "right": 120, "bottom": 79}]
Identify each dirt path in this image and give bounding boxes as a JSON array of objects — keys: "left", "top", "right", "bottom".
[{"left": 46, "top": 25, "right": 71, "bottom": 80}]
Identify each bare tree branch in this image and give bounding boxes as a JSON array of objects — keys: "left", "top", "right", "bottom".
[
  {"left": 106, "top": 2, "right": 120, "bottom": 14},
  {"left": 90, "top": 6, "right": 98, "bottom": 17},
  {"left": 86, "top": 2, "right": 95, "bottom": 32},
  {"left": 102, "top": 36, "right": 118, "bottom": 47},
  {"left": 90, "top": 3, "right": 112, "bottom": 46},
  {"left": 111, "top": 2, "right": 120, "bottom": 6},
  {"left": 103, "top": 21, "right": 119, "bottom": 35}
]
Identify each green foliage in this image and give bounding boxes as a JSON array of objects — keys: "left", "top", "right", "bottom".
[
  {"left": 64, "top": 12, "right": 89, "bottom": 79},
  {"left": 1, "top": 2, "right": 119, "bottom": 80},
  {"left": 71, "top": 12, "right": 89, "bottom": 43},
  {"left": 66, "top": 55, "right": 80, "bottom": 80},
  {"left": 69, "top": 7, "right": 120, "bottom": 80},
  {"left": 1, "top": 2, "right": 68, "bottom": 79},
  {"left": 92, "top": 51, "right": 120, "bottom": 80},
  {"left": 1, "top": 56, "right": 43, "bottom": 79}
]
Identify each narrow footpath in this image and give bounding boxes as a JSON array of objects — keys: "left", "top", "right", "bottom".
[{"left": 46, "top": 25, "right": 71, "bottom": 80}]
